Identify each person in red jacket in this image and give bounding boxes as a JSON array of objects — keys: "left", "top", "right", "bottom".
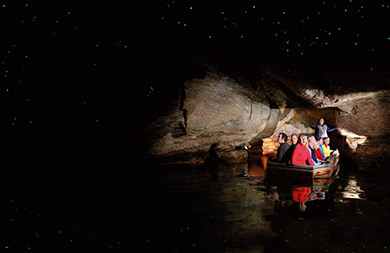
[
  {"left": 292, "top": 135, "right": 314, "bottom": 166},
  {"left": 314, "top": 142, "right": 324, "bottom": 161}
]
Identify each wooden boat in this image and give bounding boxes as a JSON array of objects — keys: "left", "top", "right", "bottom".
[{"left": 266, "top": 149, "right": 340, "bottom": 179}]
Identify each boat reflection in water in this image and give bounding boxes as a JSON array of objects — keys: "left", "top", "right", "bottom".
[
  {"left": 266, "top": 171, "right": 339, "bottom": 218},
  {"left": 247, "top": 151, "right": 340, "bottom": 218}
]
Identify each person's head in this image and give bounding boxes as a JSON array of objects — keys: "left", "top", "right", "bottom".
[
  {"left": 318, "top": 137, "right": 324, "bottom": 145},
  {"left": 307, "top": 135, "right": 317, "bottom": 147},
  {"left": 314, "top": 142, "right": 320, "bottom": 149},
  {"left": 299, "top": 135, "right": 308, "bottom": 145},
  {"left": 319, "top": 117, "right": 325, "bottom": 125},
  {"left": 324, "top": 137, "right": 330, "bottom": 145},
  {"left": 291, "top": 134, "right": 299, "bottom": 145},
  {"left": 277, "top": 133, "right": 288, "bottom": 144}
]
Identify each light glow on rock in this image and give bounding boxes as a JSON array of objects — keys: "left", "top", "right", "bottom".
[{"left": 338, "top": 127, "right": 367, "bottom": 152}]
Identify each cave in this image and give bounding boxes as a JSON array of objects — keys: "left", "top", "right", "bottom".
[
  {"left": 2, "top": 1, "right": 390, "bottom": 251},
  {"left": 137, "top": 59, "right": 390, "bottom": 171},
  {"left": 131, "top": 57, "right": 390, "bottom": 252},
  {"left": 126, "top": 2, "right": 390, "bottom": 251}
]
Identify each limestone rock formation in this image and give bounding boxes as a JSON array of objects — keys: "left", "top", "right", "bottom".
[
  {"left": 144, "top": 61, "right": 390, "bottom": 170},
  {"left": 146, "top": 68, "right": 282, "bottom": 163},
  {"left": 335, "top": 90, "right": 390, "bottom": 169}
]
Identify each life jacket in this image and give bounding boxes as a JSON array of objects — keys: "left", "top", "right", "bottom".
[{"left": 322, "top": 144, "right": 331, "bottom": 158}]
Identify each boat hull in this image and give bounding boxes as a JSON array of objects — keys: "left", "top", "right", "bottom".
[{"left": 266, "top": 149, "right": 340, "bottom": 180}]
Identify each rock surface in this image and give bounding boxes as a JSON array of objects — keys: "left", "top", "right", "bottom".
[
  {"left": 144, "top": 61, "right": 390, "bottom": 170},
  {"left": 146, "top": 68, "right": 275, "bottom": 163},
  {"left": 335, "top": 90, "right": 390, "bottom": 169}
]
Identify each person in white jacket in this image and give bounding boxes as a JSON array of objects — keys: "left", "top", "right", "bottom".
[{"left": 315, "top": 117, "right": 338, "bottom": 139}]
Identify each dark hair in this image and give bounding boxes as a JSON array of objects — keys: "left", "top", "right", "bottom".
[{"left": 279, "top": 133, "right": 288, "bottom": 142}]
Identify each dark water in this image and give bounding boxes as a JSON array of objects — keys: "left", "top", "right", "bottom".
[
  {"left": 2, "top": 150, "right": 390, "bottom": 252},
  {"left": 136, "top": 158, "right": 390, "bottom": 253}
]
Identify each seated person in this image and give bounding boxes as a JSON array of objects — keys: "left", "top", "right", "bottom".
[
  {"left": 292, "top": 135, "right": 314, "bottom": 166},
  {"left": 290, "top": 134, "right": 299, "bottom": 148},
  {"left": 276, "top": 133, "right": 290, "bottom": 163},
  {"left": 322, "top": 137, "right": 331, "bottom": 158},
  {"left": 307, "top": 135, "right": 323, "bottom": 165},
  {"left": 314, "top": 142, "right": 324, "bottom": 162},
  {"left": 285, "top": 134, "right": 298, "bottom": 164},
  {"left": 317, "top": 137, "right": 326, "bottom": 159},
  {"left": 284, "top": 134, "right": 299, "bottom": 164}
]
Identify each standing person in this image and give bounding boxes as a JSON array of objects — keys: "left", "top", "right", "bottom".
[
  {"left": 276, "top": 133, "right": 290, "bottom": 162},
  {"left": 292, "top": 135, "right": 314, "bottom": 166},
  {"left": 322, "top": 137, "right": 331, "bottom": 158},
  {"left": 315, "top": 118, "right": 338, "bottom": 139}
]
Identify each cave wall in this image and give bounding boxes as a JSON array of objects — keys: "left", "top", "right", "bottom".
[
  {"left": 335, "top": 91, "right": 390, "bottom": 170},
  {"left": 146, "top": 67, "right": 275, "bottom": 163},
  {"left": 143, "top": 61, "right": 390, "bottom": 170}
]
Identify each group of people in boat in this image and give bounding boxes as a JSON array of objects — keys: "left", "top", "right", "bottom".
[{"left": 275, "top": 117, "right": 337, "bottom": 166}]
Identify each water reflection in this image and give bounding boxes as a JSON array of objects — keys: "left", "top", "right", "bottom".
[
  {"left": 334, "top": 174, "right": 367, "bottom": 202},
  {"left": 267, "top": 176, "right": 337, "bottom": 218},
  {"left": 248, "top": 152, "right": 340, "bottom": 217},
  {"left": 247, "top": 149, "right": 267, "bottom": 181},
  {"left": 341, "top": 175, "right": 366, "bottom": 200},
  {"left": 204, "top": 143, "right": 222, "bottom": 181},
  {"left": 150, "top": 151, "right": 388, "bottom": 252}
]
